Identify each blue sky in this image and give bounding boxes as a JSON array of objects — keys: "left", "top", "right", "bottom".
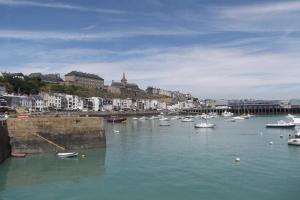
[{"left": 0, "top": 0, "right": 300, "bottom": 99}]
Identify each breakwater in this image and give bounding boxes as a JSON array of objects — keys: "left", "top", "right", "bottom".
[
  {"left": 6, "top": 117, "right": 106, "bottom": 154},
  {"left": 181, "top": 107, "right": 300, "bottom": 115},
  {"left": 0, "top": 123, "right": 11, "bottom": 164}
]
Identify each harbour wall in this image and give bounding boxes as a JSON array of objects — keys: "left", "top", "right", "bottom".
[
  {"left": 6, "top": 117, "right": 106, "bottom": 154},
  {"left": 0, "top": 123, "right": 11, "bottom": 164},
  {"left": 181, "top": 107, "right": 300, "bottom": 115}
]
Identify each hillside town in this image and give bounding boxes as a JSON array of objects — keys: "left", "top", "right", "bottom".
[{"left": 0, "top": 71, "right": 198, "bottom": 113}]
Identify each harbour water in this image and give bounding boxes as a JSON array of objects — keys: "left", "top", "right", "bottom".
[{"left": 1, "top": 115, "right": 300, "bottom": 200}]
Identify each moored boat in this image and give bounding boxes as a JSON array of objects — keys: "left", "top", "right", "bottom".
[
  {"left": 56, "top": 152, "right": 79, "bottom": 158},
  {"left": 182, "top": 118, "right": 193, "bottom": 122},
  {"left": 11, "top": 152, "right": 27, "bottom": 158},
  {"left": 288, "top": 132, "right": 300, "bottom": 146},
  {"left": 266, "top": 120, "right": 295, "bottom": 128},
  {"left": 159, "top": 122, "right": 170, "bottom": 126},
  {"left": 194, "top": 122, "right": 215, "bottom": 128},
  {"left": 107, "top": 116, "right": 127, "bottom": 123},
  {"left": 222, "top": 111, "right": 234, "bottom": 117},
  {"left": 233, "top": 116, "right": 245, "bottom": 120}
]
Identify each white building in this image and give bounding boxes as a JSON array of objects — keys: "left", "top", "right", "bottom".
[
  {"left": 178, "top": 100, "right": 195, "bottom": 109},
  {"left": 113, "top": 98, "right": 133, "bottom": 110},
  {"left": 32, "top": 96, "right": 45, "bottom": 112},
  {"left": 65, "top": 94, "right": 81, "bottom": 110},
  {"left": 103, "top": 99, "right": 113, "bottom": 111},
  {"left": 40, "top": 92, "right": 62, "bottom": 110},
  {"left": 90, "top": 97, "right": 103, "bottom": 111}
]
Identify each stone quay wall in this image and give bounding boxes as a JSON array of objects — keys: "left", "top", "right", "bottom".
[{"left": 6, "top": 117, "right": 106, "bottom": 153}]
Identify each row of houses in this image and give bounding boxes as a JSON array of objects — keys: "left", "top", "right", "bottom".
[{"left": 0, "top": 91, "right": 197, "bottom": 113}]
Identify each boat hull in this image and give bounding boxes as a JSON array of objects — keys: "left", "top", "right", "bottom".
[
  {"left": 288, "top": 139, "right": 300, "bottom": 146},
  {"left": 56, "top": 152, "right": 79, "bottom": 158},
  {"left": 266, "top": 124, "right": 295, "bottom": 128}
]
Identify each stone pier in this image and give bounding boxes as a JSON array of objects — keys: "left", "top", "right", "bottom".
[{"left": 6, "top": 117, "right": 106, "bottom": 154}]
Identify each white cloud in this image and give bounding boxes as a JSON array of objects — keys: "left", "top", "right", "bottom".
[
  {"left": 0, "top": 0, "right": 124, "bottom": 14},
  {"left": 0, "top": 28, "right": 203, "bottom": 41},
  {"left": 5, "top": 44, "right": 300, "bottom": 99},
  {"left": 221, "top": 1, "right": 300, "bottom": 18}
]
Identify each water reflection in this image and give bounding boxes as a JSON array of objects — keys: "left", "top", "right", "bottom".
[{"left": 0, "top": 148, "right": 106, "bottom": 192}]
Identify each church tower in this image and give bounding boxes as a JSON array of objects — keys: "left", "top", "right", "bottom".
[{"left": 121, "top": 72, "right": 127, "bottom": 86}]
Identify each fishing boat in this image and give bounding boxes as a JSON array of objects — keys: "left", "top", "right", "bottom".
[
  {"left": 266, "top": 120, "right": 295, "bottom": 128},
  {"left": 194, "top": 122, "right": 215, "bottom": 128},
  {"left": 106, "top": 116, "right": 127, "bottom": 123},
  {"left": 56, "top": 152, "right": 79, "bottom": 158}
]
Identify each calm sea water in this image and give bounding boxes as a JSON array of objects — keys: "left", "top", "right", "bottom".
[{"left": 1, "top": 115, "right": 300, "bottom": 200}]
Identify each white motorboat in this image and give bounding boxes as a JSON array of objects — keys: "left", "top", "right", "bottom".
[
  {"left": 233, "top": 116, "right": 245, "bottom": 120},
  {"left": 222, "top": 111, "right": 234, "bottom": 117},
  {"left": 288, "top": 132, "right": 300, "bottom": 146},
  {"left": 288, "top": 138, "right": 300, "bottom": 146},
  {"left": 159, "top": 117, "right": 169, "bottom": 121},
  {"left": 266, "top": 120, "right": 295, "bottom": 128},
  {"left": 182, "top": 118, "right": 194, "bottom": 122},
  {"left": 132, "top": 117, "right": 138, "bottom": 120},
  {"left": 56, "top": 152, "right": 79, "bottom": 158},
  {"left": 194, "top": 122, "right": 215, "bottom": 128}
]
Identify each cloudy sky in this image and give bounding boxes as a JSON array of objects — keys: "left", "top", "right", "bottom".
[{"left": 0, "top": 0, "right": 300, "bottom": 99}]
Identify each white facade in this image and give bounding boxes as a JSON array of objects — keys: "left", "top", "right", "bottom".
[
  {"left": 90, "top": 97, "right": 103, "bottom": 111},
  {"left": 113, "top": 98, "right": 132, "bottom": 110},
  {"left": 65, "top": 94, "right": 81, "bottom": 110},
  {"left": 157, "top": 101, "right": 167, "bottom": 110},
  {"left": 178, "top": 100, "right": 195, "bottom": 109},
  {"left": 40, "top": 92, "right": 62, "bottom": 110}
]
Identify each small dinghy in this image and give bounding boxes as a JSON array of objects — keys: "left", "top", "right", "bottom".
[
  {"left": 56, "top": 152, "right": 79, "bottom": 158},
  {"left": 194, "top": 122, "right": 215, "bottom": 128},
  {"left": 159, "top": 122, "right": 170, "bottom": 126},
  {"left": 11, "top": 152, "right": 27, "bottom": 158},
  {"left": 182, "top": 118, "right": 194, "bottom": 122},
  {"left": 266, "top": 120, "right": 295, "bottom": 128}
]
